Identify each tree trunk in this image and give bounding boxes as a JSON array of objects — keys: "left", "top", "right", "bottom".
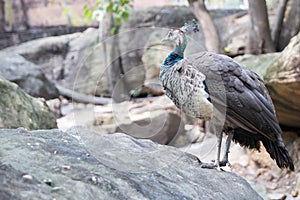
[
  {"left": 20, "top": 0, "right": 29, "bottom": 29},
  {"left": 277, "top": 0, "right": 300, "bottom": 51},
  {"left": 0, "top": 0, "right": 5, "bottom": 31},
  {"left": 272, "top": 0, "right": 288, "bottom": 51},
  {"left": 247, "top": 0, "right": 275, "bottom": 54},
  {"left": 188, "top": 0, "right": 223, "bottom": 53}
]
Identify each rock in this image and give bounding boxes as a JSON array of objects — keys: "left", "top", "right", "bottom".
[
  {"left": 3, "top": 29, "right": 111, "bottom": 97},
  {"left": 3, "top": 33, "right": 80, "bottom": 81},
  {"left": 61, "top": 28, "right": 111, "bottom": 96},
  {"left": 0, "top": 128, "right": 263, "bottom": 200},
  {"left": 0, "top": 52, "right": 58, "bottom": 99},
  {"left": 57, "top": 96, "right": 185, "bottom": 145},
  {"left": 0, "top": 77, "right": 57, "bottom": 129},
  {"left": 264, "top": 32, "right": 300, "bottom": 128},
  {"left": 267, "top": 193, "right": 286, "bottom": 200},
  {"left": 142, "top": 29, "right": 173, "bottom": 93},
  {"left": 3, "top": 33, "right": 79, "bottom": 82}
]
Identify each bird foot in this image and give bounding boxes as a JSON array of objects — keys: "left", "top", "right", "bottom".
[
  {"left": 211, "top": 159, "right": 231, "bottom": 167},
  {"left": 200, "top": 162, "right": 224, "bottom": 171}
]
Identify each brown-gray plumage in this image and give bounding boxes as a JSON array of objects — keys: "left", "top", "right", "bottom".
[{"left": 160, "top": 22, "right": 294, "bottom": 171}]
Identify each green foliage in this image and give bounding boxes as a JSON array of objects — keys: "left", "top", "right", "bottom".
[{"left": 82, "top": 0, "right": 133, "bottom": 25}]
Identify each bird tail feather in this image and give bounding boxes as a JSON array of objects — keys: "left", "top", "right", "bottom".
[{"left": 261, "top": 138, "right": 294, "bottom": 171}]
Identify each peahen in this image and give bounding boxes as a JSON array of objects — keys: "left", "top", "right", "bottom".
[{"left": 160, "top": 20, "right": 294, "bottom": 171}]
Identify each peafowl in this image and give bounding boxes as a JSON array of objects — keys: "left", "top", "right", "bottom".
[{"left": 160, "top": 20, "right": 294, "bottom": 171}]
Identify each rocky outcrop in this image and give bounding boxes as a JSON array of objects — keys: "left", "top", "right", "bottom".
[
  {"left": 3, "top": 28, "right": 112, "bottom": 97},
  {"left": 142, "top": 29, "right": 173, "bottom": 92},
  {"left": 3, "top": 33, "right": 78, "bottom": 81},
  {"left": 0, "top": 128, "right": 262, "bottom": 200},
  {"left": 264, "top": 32, "right": 300, "bottom": 128},
  {"left": 0, "top": 52, "right": 58, "bottom": 99},
  {"left": 58, "top": 96, "right": 185, "bottom": 145},
  {"left": 0, "top": 77, "right": 57, "bottom": 129}
]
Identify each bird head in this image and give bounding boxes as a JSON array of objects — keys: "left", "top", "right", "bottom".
[
  {"left": 162, "top": 29, "right": 185, "bottom": 46},
  {"left": 162, "top": 19, "right": 199, "bottom": 46}
]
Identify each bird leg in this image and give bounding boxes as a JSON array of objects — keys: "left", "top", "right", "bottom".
[
  {"left": 220, "top": 131, "right": 234, "bottom": 167},
  {"left": 200, "top": 131, "right": 223, "bottom": 170},
  {"left": 214, "top": 131, "right": 223, "bottom": 170}
]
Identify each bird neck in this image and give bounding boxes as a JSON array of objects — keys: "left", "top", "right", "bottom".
[
  {"left": 174, "top": 35, "right": 187, "bottom": 57},
  {"left": 162, "top": 35, "right": 187, "bottom": 68}
]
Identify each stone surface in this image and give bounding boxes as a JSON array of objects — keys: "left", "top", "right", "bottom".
[
  {"left": 62, "top": 28, "right": 111, "bottom": 96},
  {"left": 0, "top": 52, "right": 58, "bottom": 99},
  {"left": 264, "top": 32, "right": 300, "bottom": 128},
  {"left": 0, "top": 128, "right": 262, "bottom": 200},
  {"left": 0, "top": 77, "right": 57, "bottom": 129},
  {"left": 142, "top": 29, "right": 173, "bottom": 92},
  {"left": 4, "top": 28, "right": 112, "bottom": 97},
  {"left": 3, "top": 33, "right": 79, "bottom": 82},
  {"left": 58, "top": 96, "right": 185, "bottom": 145}
]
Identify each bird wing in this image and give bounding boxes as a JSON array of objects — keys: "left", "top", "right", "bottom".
[
  {"left": 187, "top": 52, "right": 282, "bottom": 142},
  {"left": 160, "top": 59, "right": 213, "bottom": 119}
]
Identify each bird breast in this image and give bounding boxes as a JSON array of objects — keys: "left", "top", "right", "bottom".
[{"left": 160, "top": 60, "right": 213, "bottom": 120}]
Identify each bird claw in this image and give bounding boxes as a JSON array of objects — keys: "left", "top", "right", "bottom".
[
  {"left": 211, "top": 159, "right": 231, "bottom": 167},
  {"left": 220, "top": 160, "right": 231, "bottom": 168},
  {"left": 200, "top": 162, "right": 224, "bottom": 171}
]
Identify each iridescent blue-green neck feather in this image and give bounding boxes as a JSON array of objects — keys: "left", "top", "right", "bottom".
[{"left": 162, "top": 35, "right": 187, "bottom": 68}]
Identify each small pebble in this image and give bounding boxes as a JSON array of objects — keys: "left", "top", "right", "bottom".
[
  {"left": 267, "top": 192, "right": 286, "bottom": 200},
  {"left": 17, "top": 127, "right": 28, "bottom": 134},
  {"left": 43, "top": 178, "right": 54, "bottom": 187},
  {"left": 22, "top": 174, "right": 33, "bottom": 181},
  {"left": 51, "top": 187, "right": 63, "bottom": 192},
  {"left": 91, "top": 176, "right": 97, "bottom": 184},
  {"left": 62, "top": 165, "right": 71, "bottom": 170}
]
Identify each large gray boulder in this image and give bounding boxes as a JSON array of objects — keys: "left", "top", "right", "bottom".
[
  {"left": 0, "top": 128, "right": 262, "bottom": 200},
  {"left": 264, "top": 32, "right": 300, "bottom": 128},
  {"left": 0, "top": 77, "right": 57, "bottom": 129},
  {"left": 0, "top": 52, "right": 58, "bottom": 99},
  {"left": 61, "top": 28, "right": 111, "bottom": 96},
  {"left": 2, "top": 32, "right": 79, "bottom": 82},
  {"left": 3, "top": 29, "right": 110, "bottom": 97}
]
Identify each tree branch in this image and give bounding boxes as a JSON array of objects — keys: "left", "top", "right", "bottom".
[{"left": 55, "top": 84, "right": 111, "bottom": 105}]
